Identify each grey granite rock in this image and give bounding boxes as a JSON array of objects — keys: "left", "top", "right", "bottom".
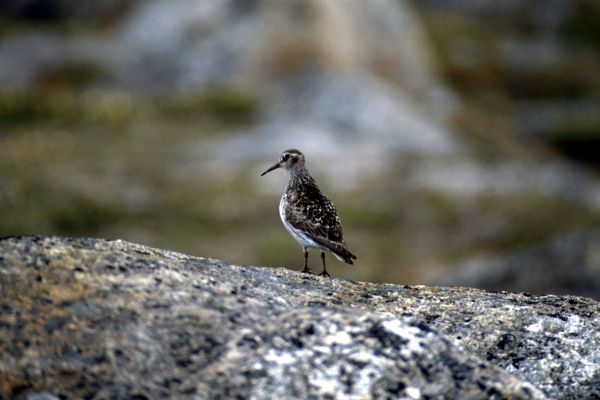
[{"left": 0, "top": 236, "right": 598, "bottom": 399}]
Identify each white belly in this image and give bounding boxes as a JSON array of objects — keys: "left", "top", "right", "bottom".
[{"left": 279, "top": 194, "right": 325, "bottom": 250}]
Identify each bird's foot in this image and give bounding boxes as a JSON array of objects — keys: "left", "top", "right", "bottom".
[
  {"left": 301, "top": 267, "right": 313, "bottom": 274},
  {"left": 318, "top": 270, "right": 331, "bottom": 278}
]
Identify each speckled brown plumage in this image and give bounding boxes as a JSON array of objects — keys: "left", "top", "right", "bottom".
[{"left": 261, "top": 149, "right": 356, "bottom": 277}]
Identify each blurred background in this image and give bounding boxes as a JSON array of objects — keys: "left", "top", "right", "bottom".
[{"left": 1, "top": 0, "right": 599, "bottom": 299}]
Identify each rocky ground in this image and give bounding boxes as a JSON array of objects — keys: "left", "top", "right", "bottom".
[{"left": 1, "top": 236, "right": 598, "bottom": 399}]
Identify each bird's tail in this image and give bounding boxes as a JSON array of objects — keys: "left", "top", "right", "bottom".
[
  {"left": 331, "top": 246, "right": 357, "bottom": 265},
  {"left": 315, "top": 237, "right": 357, "bottom": 265}
]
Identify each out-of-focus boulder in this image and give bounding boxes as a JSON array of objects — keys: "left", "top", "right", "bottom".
[{"left": 429, "top": 229, "right": 600, "bottom": 299}]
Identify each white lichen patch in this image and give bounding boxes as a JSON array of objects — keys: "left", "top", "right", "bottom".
[
  {"left": 264, "top": 350, "right": 299, "bottom": 365},
  {"left": 525, "top": 320, "right": 543, "bottom": 333},
  {"left": 382, "top": 319, "right": 427, "bottom": 355},
  {"left": 308, "top": 367, "right": 343, "bottom": 398},
  {"left": 322, "top": 330, "right": 353, "bottom": 347},
  {"left": 347, "top": 349, "right": 372, "bottom": 365},
  {"left": 521, "top": 313, "right": 599, "bottom": 394},
  {"left": 406, "top": 386, "right": 421, "bottom": 399},
  {"left": 273, "top": 296, "right": 288, "bottom": 306}
]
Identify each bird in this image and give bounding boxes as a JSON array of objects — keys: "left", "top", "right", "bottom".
[{"left": 260, "top": 149, "right": 356, "bottom": 277}]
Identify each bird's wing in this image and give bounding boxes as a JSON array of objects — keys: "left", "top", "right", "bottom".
[
  {"left": 285, "top": 192, "right": 357, "bottom": 263},
  {"left": 284, "top": 190, "right": 344, "bottom": 244}
]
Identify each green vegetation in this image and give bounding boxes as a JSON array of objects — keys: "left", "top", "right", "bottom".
[
  {"left": 0, "top": 81, "right": 260, "bottom": 129},
  {"left": 560, "top": 1, "right": 600, "bottom": 46},
  {"left": 0, "top": 89, "right": 133, "bottom": 127},
  {"left": 2, "top": 110, "right": 599, "bottom": 284},
  {"left": 156, "top": 87, "right": 261, "bottom": 124}
]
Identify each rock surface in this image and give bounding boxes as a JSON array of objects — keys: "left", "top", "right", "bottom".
[{"left": 1, "top": 236, "right": 598, "bottom": 399}]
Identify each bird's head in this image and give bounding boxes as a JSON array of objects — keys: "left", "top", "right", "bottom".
[{"left": 261, "top": 149, "right": 305, "bottom": 176}]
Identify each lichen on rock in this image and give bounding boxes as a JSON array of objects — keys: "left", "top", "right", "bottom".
[{"left": 0, "top": 236, "right": 598, "bottom": 399}]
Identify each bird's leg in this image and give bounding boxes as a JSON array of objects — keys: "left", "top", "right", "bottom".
[
  {"left": 301, "top": 247, "right": 312, "bottom": 274},
  {"left": 319, "top": 251, "right": 330, "bottom": 278}
]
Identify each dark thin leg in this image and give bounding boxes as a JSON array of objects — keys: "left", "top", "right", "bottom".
[
  {"left": 319, "top": 251, "right": 330, "bottom": 278},
  {"left": 301, "top": 247, "right": 312, "bottom": 274}
]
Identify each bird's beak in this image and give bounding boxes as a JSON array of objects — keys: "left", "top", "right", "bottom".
[{"left": 260, "top": 162, "right": 281, "bottom": 176}]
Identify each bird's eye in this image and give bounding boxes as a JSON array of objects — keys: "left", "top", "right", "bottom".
[{"left": 282, "top": 154, "right": 289, "bottom": 161}]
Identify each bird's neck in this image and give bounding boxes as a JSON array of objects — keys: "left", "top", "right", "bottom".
[{"left": 287, "top": 167, "right": 315, "bottom": 190}]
